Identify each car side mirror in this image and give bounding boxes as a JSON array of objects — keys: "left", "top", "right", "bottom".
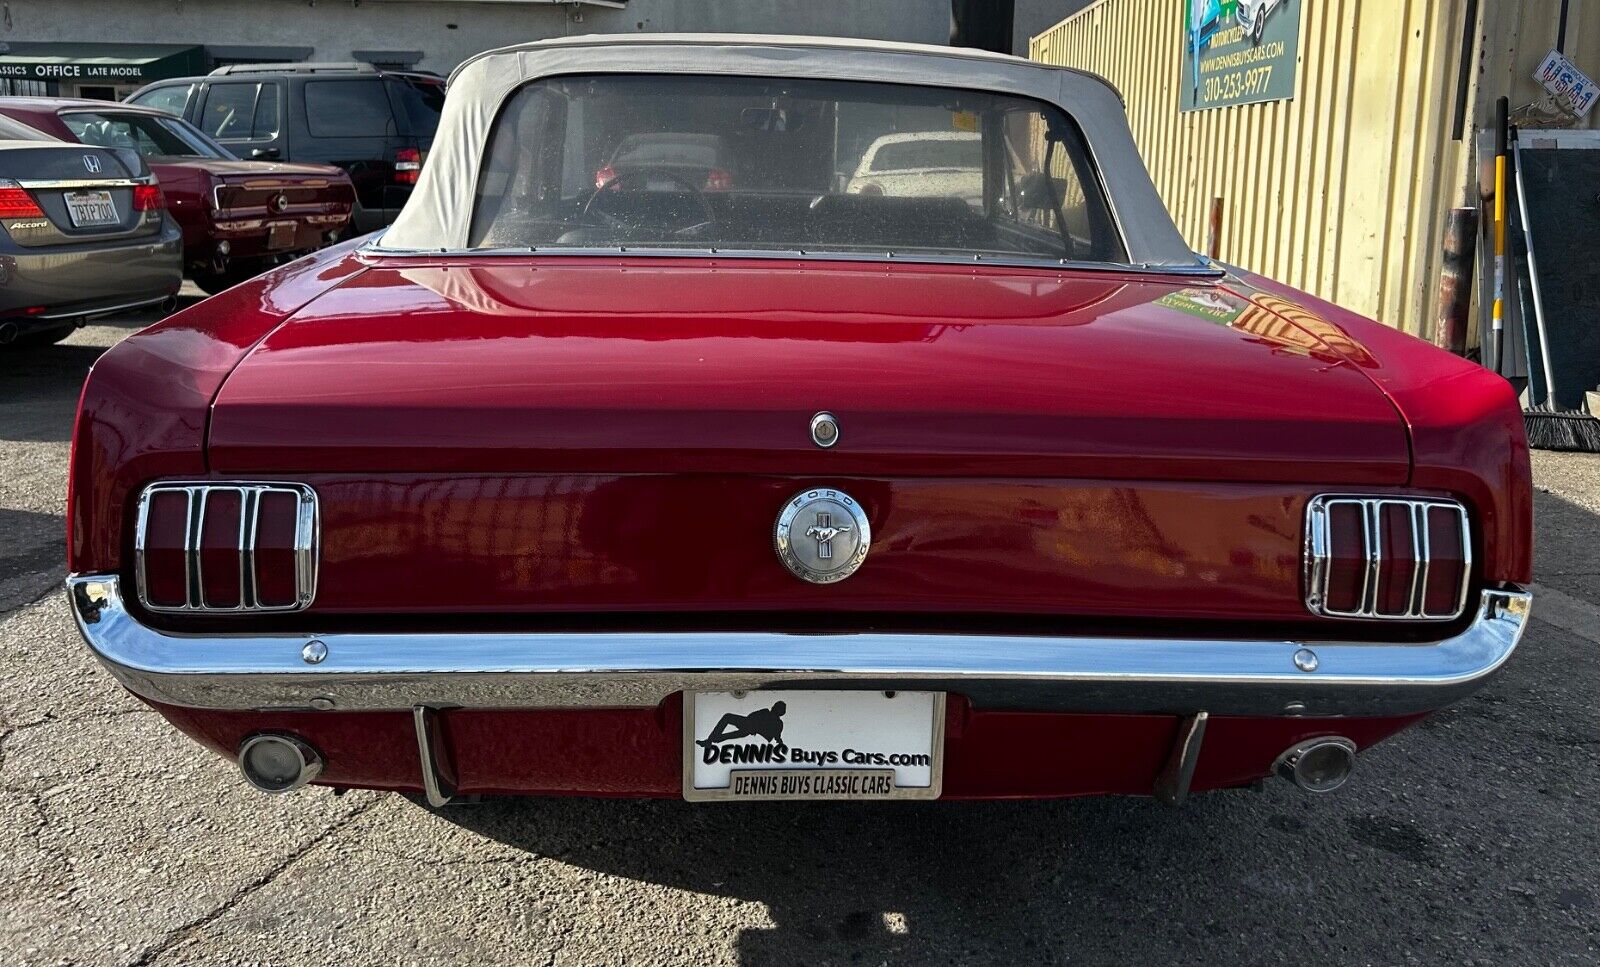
[{"left": 1015, "top": 173, "right": 1054, "bottom": 212}]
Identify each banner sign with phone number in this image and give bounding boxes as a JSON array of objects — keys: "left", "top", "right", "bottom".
[{"left": 1181, "top": 0, "right": 1302, "bottom": 112}]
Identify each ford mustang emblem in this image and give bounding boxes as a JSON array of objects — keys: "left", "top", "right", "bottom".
[
  {"left": 774, "top": 488, "right": 871, "bottom": 583},
  {"left": 271, "top": 192, "right": 290, "bottom": 213},
  {"left": 82, "top": 154, "right": 101, "bottom": 174}
]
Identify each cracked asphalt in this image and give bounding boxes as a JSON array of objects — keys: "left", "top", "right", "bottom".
[{"left": 2, "top": 301, "right": 1597, "bottom": 965}]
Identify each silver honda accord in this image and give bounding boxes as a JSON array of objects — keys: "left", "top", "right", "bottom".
[{"left": 0, "top": 112, "right": 181, "bottom": 348}]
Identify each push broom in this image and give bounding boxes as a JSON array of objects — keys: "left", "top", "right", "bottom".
[{"left": 1510, "top": 120, "right": 1600, "bottom": 452}]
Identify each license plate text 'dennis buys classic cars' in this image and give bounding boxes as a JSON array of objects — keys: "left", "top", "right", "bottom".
[{"left": 66, "top": 35, "right": 1532, "bottom": 806}]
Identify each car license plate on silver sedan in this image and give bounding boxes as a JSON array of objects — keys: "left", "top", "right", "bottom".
[
  {"left": 683, "top": 690, "right": 944, "bottom": 801},
  {"left": 65, "top": 190, "right": 118, "bottom": 228}
]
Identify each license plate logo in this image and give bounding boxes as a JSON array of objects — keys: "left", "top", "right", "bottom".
[
  {"left": 683, "top": 690, "right": 944, "bottom": 801},
  {"left": 65, "top": 190, "right": 118, "bottom": 228}
]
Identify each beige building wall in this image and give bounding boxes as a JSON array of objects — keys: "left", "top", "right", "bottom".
[{"left": 1031, "top": 0, "right": 1598, "bottom": 339}]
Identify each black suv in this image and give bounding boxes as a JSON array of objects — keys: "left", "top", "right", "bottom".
[{"left": 128, "top": 63, "right": 444, "bottom": 233}]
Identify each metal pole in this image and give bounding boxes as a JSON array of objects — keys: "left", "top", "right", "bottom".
[{"left": 1436, "top": 208, "right": 1478, "bottom": 355}]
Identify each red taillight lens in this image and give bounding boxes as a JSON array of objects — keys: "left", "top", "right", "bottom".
[
  {"left": 141, "top": 489, "right": 191, "bottom": 609},
  {"left": 132, "top": 183, "right": 165, "bottom": 212},
  {"left": 1321, "top": 502, "right": 1367, "bottom": 614},
  {"left": 395, "top": 147, "right": 422, "bottom": 185},
  {"left": 198, "top": 489, "right": 243, "bottom": 608},
  {"left": 1307, "top": 497, "right": 1470, "bottom": 620},
  {"left": 1374, "top": 502, "right": 1418, "bottom": 615},
  {"left": 135, "top": 483, "right": 316, "bottom": 613},
  {"left": 704, "top": 168, "right": 732, "bottom": 191},
  {"left": 0, "top": 183, "right": 44, "bottom": 219},
  {"left": 595, "top": 164, "right": 618, "bottom": 190},
  {"left": 1423, "top": 505, "right": 1468, "bottom": 615},
  {"left": 253, "top": 490, "right": 302, "bottom": 608}
]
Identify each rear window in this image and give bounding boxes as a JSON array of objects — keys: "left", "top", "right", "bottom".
[
  {"left": 389, "top": 78, "right": 444, "bottom": 136},
  {"left": 304, "top": 80, "right": 395, "bottom": 137},
  {"left": 128, "top": 83, "right": 194, "bottom": 117},
  {"left": 469, "top": 74, "right": 1124, "bottom": 263},
  {"left": 63, "top": 111, "right": 228, "bottom": 159}
]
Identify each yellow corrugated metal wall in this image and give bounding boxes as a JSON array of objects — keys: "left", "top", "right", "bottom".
[{"left": 1032, "top": 0, "right": 1475, "bottom": 336}]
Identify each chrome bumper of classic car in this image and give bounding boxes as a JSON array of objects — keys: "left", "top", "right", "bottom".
[{"left": 66, "top": 575, "right": 1531, "bottom": 718}]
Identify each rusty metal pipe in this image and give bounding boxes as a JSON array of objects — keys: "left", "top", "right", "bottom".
[{"left": 1435, "top": 207, "right": 1477, "bottom": 355}]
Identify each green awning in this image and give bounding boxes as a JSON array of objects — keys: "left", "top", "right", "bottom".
[{"left": 0, "top": 43, "right": 207, "bottom": 84}]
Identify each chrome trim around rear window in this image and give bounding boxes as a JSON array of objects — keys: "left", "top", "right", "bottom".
[
  {"left": 68, "top": 575, "right": 1529, "bottom": 718},
  {"left": 360, "top": 238, "right": 1225, "bottom": 276}
]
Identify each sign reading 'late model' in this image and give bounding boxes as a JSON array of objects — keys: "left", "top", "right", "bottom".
[{"left": 1182, "top": 0, "right": 1303, "bottom": 112}]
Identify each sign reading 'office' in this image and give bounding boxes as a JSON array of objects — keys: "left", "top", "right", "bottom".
[
  {"left": 1181, "top": 0, "right": 1302, "bottom": 112},
  {"left": 0, "top": 63, "right": 152, "bottom": 80}
]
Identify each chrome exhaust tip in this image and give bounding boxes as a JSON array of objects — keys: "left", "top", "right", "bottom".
[
  {"left": 1274, "top": 737, "right": 1356, "bottom": 793},
  {"left": 0, "top": 321, "right": 17, "bottom": 345},
  {"left": 238, "top": 733, "right": 323, "bottom": 794}
]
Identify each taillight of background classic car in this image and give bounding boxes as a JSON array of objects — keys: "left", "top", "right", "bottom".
[
  {"left": 134, "top": 482, "right": 318, "bottom": 613},
  {"left": 1305, "top": 496, "right": 1470, "bottom": 620}
]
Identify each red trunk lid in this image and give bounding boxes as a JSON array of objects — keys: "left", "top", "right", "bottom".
[{"left": 208, "top": 259, "right": 1407, "bottom": 483}]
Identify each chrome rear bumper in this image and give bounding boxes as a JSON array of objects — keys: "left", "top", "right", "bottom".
[{"left": 67, "top": 575, "right": 1531, "bottom": 718}]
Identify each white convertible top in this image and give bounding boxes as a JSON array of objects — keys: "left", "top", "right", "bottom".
[{"left": 377, "top": 34, "right": 1200, "bottom": 268}]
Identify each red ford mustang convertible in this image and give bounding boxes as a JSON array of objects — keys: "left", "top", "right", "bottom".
[{"left": 67, "top": 36, "right": 1532, "bottom": 806}]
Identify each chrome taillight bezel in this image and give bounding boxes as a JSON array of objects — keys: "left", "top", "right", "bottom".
[
  {"left": 134, "top": 482, "right": 319, "bottom": 614},
  {"left": 1304, "top": 495, "right": 1471, "bottom": 621}
]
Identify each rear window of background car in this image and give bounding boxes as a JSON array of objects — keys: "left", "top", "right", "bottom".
[
  {"left": 304, "top": 80, "right": 396, "bottom": 137},
  {"left": 389, "top": 79, "right": 444, "bottom": 136},
  {"left": 129, "top": 83, "right": 194, "bottom": 118}
]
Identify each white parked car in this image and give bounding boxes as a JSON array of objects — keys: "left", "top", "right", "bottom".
[{"left": 844, "top": 131, "right": 982, "bottom": 207}]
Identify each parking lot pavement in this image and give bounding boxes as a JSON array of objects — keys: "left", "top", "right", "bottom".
[{"left": 2, "top": 305, "right": 1597, "bottom": 966}]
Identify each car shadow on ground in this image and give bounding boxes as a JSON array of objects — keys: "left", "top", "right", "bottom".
[
  {"left": 0, "top": 507, "right": 66, "bottom": 613},
  {"left": 412, "top": 491, "right": 1600, "bottom": 965},
  {"left": 0, "top": 296, "right": 201, "bottom": 444}
]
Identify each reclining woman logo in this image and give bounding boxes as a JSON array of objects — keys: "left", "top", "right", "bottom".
[{"left": 697, "top": 701, "right": 787, "bottom": 750}]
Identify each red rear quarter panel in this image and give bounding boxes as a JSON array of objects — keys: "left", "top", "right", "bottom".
[
  {"left": 66, "top": 239, "right": 368, "bottom": 574},
  {"left": 1223, "top": 268, "right": 1532, "bottom": 585}
]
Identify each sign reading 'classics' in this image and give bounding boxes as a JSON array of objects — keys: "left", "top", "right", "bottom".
[{"left": 1181, "top": 0, "right": 1302, "bottom": 112}]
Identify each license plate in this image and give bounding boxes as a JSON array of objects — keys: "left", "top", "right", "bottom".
[
  {"left": 267, "top": 222, "right": 297, "bottom": 250},
  {"left": 683, "top": 690, "right": 944, "bottom": 801},
  {"left": 65, "top": 190, "right": 118, "bottom": 228}
]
